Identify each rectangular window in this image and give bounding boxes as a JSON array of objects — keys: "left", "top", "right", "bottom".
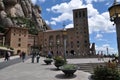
[
  {"left": 18, "top": 43, "right": 21, "bottom": 47},
  {"left": 75, "top": 12, "right": 78, "bottom": 18},
  {"left": 79, "top": 11, "right": 81, "bottom": 18},
  {"left": 18, "top": 38, "right": 21, "bottom": 42},
  {"left": 77, "top": 45, "right": 79, "bottom": 48},
  {"left": 83, "top": 11, "right": 85, "bottom": 17},
  {"left": 77, "top": 41, "right": 79, "bottom": 44},
  {"left": 84, "top": 40, "right": 87, "bottom": 43},
  {"left": 19, "top": 30, "right": 21, "bottom": 33}
]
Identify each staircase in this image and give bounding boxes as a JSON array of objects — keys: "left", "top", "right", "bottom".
[
  {"left": 117, "top": 64, "right": 120, "bottom": 70},
  {"left": 76, "top": 63, "right": 106, "bottom": 74}
]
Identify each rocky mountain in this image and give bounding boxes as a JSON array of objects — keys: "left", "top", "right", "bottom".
[{"left": 0, "top": 0, "right": 51, "bottom": 34}]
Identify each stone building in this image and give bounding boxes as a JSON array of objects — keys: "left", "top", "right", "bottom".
[
  {"left": 38, "top": 8, "right": 91, "bottom": 57},
  {"left": 0, "top": 26, "right": 39, "bottom": 55},
  {"left": 0, "top": 0, "right": 50, "bottom": 55},
  {"left": 5, "top": 27, "right": 28, "bottom": 54},
  {"left": 0, "top": 8, "right": 96, "bottom": 57}
]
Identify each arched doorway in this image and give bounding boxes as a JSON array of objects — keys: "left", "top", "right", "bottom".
[{"left": 70, "top": 50, "right": 75, "bottom": 55}]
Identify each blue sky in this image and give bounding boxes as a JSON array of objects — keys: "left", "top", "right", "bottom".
[{"left": 31, "top": 0, "right": 120, "bottom": 55}]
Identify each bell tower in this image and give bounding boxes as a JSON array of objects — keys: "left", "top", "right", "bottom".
[{"left": 73, "top": 8, "right": 90, "bottom": 55}]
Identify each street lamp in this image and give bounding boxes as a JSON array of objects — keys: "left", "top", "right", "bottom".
[
  {"left": 2, "top": 36, "right": 5, "bottom": 46},
  {"left": 108, "top": 0, "right": 120, "bottom": 62},
  {"left": 106, "top": 47, "right": 109, "bottom": 56},
  {"left": 31, "top": 35, "right": 36, "bottom": 63},
  {"left": 62, "top": 29, "right": 67, "bottom": 61}
]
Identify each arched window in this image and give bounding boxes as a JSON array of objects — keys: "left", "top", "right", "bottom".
[
  {"left": 56, "top": 35, "right": 61, "bottom": 46},
  {"left": 49, "top": 35, "right": 54, "bottom": 47}
]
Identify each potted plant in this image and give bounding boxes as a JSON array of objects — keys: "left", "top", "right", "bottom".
[
  {"left": 54, "top": 56, "right": 66, "bottom": 69},
  {"left": 44, "top": 58, "right": 53, "bottom": 65},
  {"left": 60, "top": 64, "right": 77, "bottom": 76}
]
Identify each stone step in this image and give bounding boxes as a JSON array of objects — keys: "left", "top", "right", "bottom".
[
  {"left": 76, "top": 63, "right": 120, "bottom": 74},
  {"left": 76, "top": 63, "right": 106, "bottom": 74}
]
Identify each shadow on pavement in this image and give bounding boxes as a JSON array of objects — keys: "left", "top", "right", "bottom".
[
  {"left": 55, "top": 73, "right": 77, "bottom": 79},
  {"left": 88, "top": 75, "right": 92, "bottom": 80},
  {"left": 41, "top": 63, "right": 51, "bottom": 65},
  {"left": 50, "top": 68, "right": 60, "bottom": 71}
]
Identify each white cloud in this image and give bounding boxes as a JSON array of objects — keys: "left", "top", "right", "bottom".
[
  {"left": 65, "top": 24, "right": 73, "bottom": 29},
  {"left": 45, "top": 20, "right": 56, "bottom": 25},
  {"left": 88, "top": 13, "right": 115, "bottom": 34},
  {"left": 50, "top": 0, "right": 83, "bottom": 13},
  {"left": 50, "top": 21, "right": 56, "bottom": 25},
  {"left": 46, "top": 0, "right": 115, "bottom": 34},
  {"left": 46, "top": 8, "right": 51, "bottom": 12},
  {"left": 95, "top": 33, "right": 109, "bottom": 43},
  {"left": 39, "top": 0, "right": 45, "bottom": 3},
  {"left": 31, "top": 0, "right": 37, "bottom": 4},
  {"left": 47, "top": 0, "right": 83, "bottom": 23},
  {"left": 95, "top": 33, "right": 103, "bottom": 39},
  {"left": 85, "top": 0, "right": 105, "bottom": 4},
  {"left": 31, "top": 0, "right": 45, "bottom": 4},
  {"left": 96, "top": 44, "right": 117, "bottom": 54},
  {"left": 45, "top": 20, "right": 49, "bottom": 25},
  {"left": 51, "top": 13, "right": 73, "bottom": 22}
]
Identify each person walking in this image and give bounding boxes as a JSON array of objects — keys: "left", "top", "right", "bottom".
[
  {"left": 4, "top": 51, "right": 9, "bottom": 61},
  {"left": 31, "top": 52, "right": 36, "bottom": 63},
  {"left": 8, "top": 51, "right": 11, "bottom": 60},
  {"left": 18, "top": 51, "right": 22, "bottom": 58},
  {"left": 47, "top": 51, "right": 52, "bottom": 58},
  {"left": 36, "top": 52, "right": 40, "bottom": 63},
  {"left": 21, "top": 51, "right": 26, "bottom": 62}
]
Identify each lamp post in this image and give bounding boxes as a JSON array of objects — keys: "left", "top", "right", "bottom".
[
  {"left": 56, "top": 39, "right": 60, "bottom": 55},
  {"left": 62, "top": 29, "right": 67, "bottom": 61},
  {"left": 2, "top": 36, "right": 5, "bottom": 46},
  {"left": 31, "top": 35, "right": 36, "bottom": 63},
  {"left": 108, "top": 0, "right": 120, "bottom": 62},
  {"left": 106, "top": 47, "right": 109, "bottom": 56}
]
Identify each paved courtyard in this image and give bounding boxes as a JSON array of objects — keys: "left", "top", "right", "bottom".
[{"left": 0, "top": 56, "right": 110, "bottom": 80}]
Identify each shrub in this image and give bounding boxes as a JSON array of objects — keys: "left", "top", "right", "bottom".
[
  {"left": 60, "top": 64, "right": 77, "bottom": 76},
  {"left": 60, "top": 64, "right": 77, "bottom": 70},
  {"left": 91, "top": 65, "right": 120, "bottom": 80},
  {"left": 107, "top": 60, "right": 117, "bottom": 69},
  {"left": 54, "top": 56, "right": 66, "bottom": 69}
]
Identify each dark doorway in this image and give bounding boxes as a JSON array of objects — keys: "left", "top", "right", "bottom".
[{"left": 70, "top": 50, "right": 74, "bottom": 55}]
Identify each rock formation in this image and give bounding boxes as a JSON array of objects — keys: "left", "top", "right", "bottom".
[{"left": 0, "top": 0, "right": 50, "bottom": 32}]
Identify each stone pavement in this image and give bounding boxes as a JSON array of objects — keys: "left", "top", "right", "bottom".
[
  {"left": 0, "top": 55, "right": 19, "bottom": 62},
  {"left": 0, "top": 57, "right": 110, "bottom": 80}
]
